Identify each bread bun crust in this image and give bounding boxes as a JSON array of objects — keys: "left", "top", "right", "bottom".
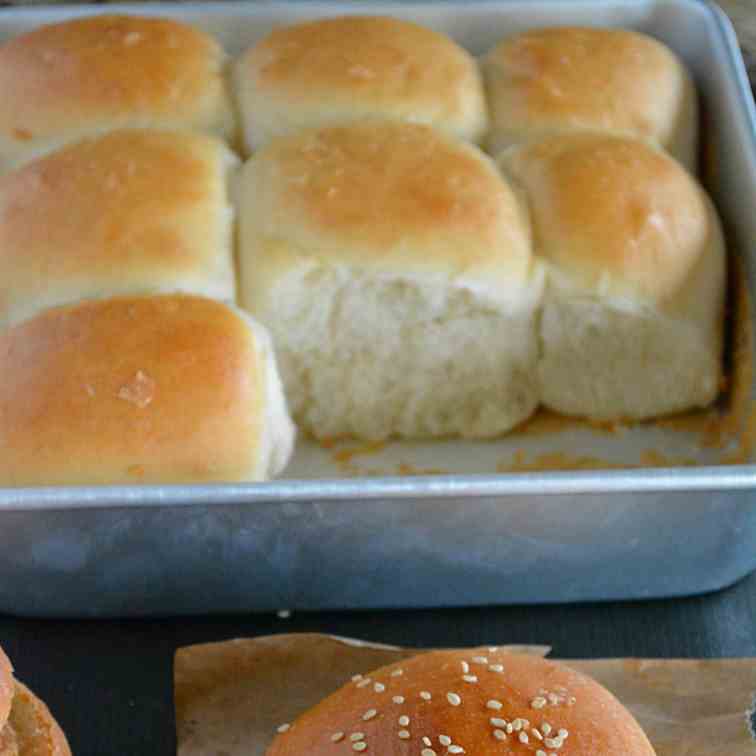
[
  {"left": 233, "top": 15, "right": 487, "bottom": 152},
  {"left": 0, "top": 295, "right": 293, "bottom": 486},
  {"left": 0, "top": 15, "right": 234, "bottom": 164},
  {"left": 266, "top": 649, "right": 655, "bottom": 755},
  {"left": 483, "top": 26, "right": 697, "bottom": 168},
  {"left": 0, "top": 647, "right": 12, "bottom": 733},
  {"left": 0, "top": 128, "right": 238, "bottom": 327},
  {"left": 1, "top": 682, "right": 71, "bottom": 756}
]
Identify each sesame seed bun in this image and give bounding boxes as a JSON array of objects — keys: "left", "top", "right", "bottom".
[{"left": 266, "top": 648, "right": 656, "bottom": 755}]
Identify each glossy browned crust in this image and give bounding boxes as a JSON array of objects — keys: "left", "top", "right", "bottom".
[
  {"left": 0, "top": 295, "right": 264, "bottom": 486},
  {"left": 266, "top": 648, "right": 656, "bottom": 756}
]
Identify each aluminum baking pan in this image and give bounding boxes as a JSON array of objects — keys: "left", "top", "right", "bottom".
[{"left": 0, "top": 0, "right": 755, "bottom": 616}]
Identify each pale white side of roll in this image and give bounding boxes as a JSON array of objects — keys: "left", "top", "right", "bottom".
[
  {"left": 236, "top": 308, "right": 297, "bottom": 478},
  {"left": 245, "top": 259, "right": 543, "bottom": 441}
]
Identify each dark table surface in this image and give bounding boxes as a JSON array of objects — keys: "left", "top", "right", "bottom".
[{"left": 1, "top": 569, "right": 756, "bottom": 755}]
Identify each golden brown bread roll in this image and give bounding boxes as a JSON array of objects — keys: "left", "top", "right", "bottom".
[
  {"left": 0, "top": 682, "right": 71, "bottom": 756},
  {"left": 0, "top": 645, "right": 71, "bottom": 756},
  {"left": 0, "top": 128, "right": 238, "bottom": 328},
  {"left": 238, "top": 120, "right": 542, "bottom": 441},
  {"left": 266, "top": 648, "right": 656, "bottom": 755},
  {"left": 0, "top": 295, "right": 295, "bottom": 486},
  {"left": 499, "top": 133, "right": 725, "bottom": 420},
  {"left": 0, "top": 648, "right": 11, "bottom": 736},
  {"left": 482, "top": 27, "right": 697, "bottom": 170},
  {"left": 0, "top": 15, "right": 235, "bottom": 168},
  {"left": 232, "top": 15, "right": 487, "bottom": 154}
]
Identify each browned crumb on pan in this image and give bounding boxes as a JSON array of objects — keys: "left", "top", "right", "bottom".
[
  {"left": 332, "top": 440, "right": 388, "bottom": 464},
  {"left": 514, "top": 410, "right": 632, "bottom": 438},
  {"left": 395, "top": 462, "right": 448, "bottom": 476}
]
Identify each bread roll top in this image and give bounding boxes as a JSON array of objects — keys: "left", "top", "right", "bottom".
[
  {"left": 483, "top": 26, "right": 696, "bottom": 167},
  {"left": 0, "top": 15, "right": 235, "bottom": 164},
  {"left": 0, "top": 128, "right": 238, "bottom": 326},
  {"left": 499, "top": 133, "right": 723, "bottom": 314},
  {"left": 0, "top": 295, "right": 294, "bottom": 486},
  {"left": 1, "top": 681, "right": 72, "bottom": 756},
  {"left": 241, "top": 120, "right": 533, "bottom": 303},
  {"left": 233, "top": 15, "right": 487, "bottom": 151},
  {"left": 0, "top": 646, "right": 11, "bottom": 733},
  {"left": 267, "top": 649, "right": 656, "bottom": 756}
]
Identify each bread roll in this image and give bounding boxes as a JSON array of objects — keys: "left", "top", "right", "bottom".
[
  {"left": 0, "top": 645, "right": 71, "bottom": 756},
  {"left": 238, "top": 120, "right": 542, "bottom": 441},
  {"left": 483, "top": 27, "right": 697, "bottom": 170},
  {"left": 0, "top": 648, "right": 11, "bottom": 736},
  {"left": 232, "top": 16, "right": 487, "bottom": 154},
  {"left": 0, "top": 15, "right": 235, "bottom": 168},
  {"left": 0, "top": 129, "right": 237, "bottom": 328},
  {"left": 266, "top": 648, "right": 656, "bottom": 756},
  {"left": 499, "top": 133, "right": 725, "bottom": 421},
  {"left": 0, "top": 295, "right": 295, "bottom": 486},
  {"left": 0, "top": 682, "right": 71, "bottom": 756}
]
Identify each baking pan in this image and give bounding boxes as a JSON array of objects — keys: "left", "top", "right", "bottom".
[{"left": 1, "top": 0, "right": 755, "bottom": 617}]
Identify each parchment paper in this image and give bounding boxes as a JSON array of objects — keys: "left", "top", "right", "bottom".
[{"left": 174, "top": 634, "right": 756, "bottom": 755}]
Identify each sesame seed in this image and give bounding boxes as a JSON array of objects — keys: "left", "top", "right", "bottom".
[
  {"left": 489, "top": 646, "right": 499, "bottom": 652},
  {"left": 548, "top": 693, "right": 560, "bottom": 704},
  {"left": 472, "top": 656, "right": 488, "bottom": 664},
  {"left": 461, "top": 661, "right": 470, "bottom": 674},
  {"left": 332, "top": 732, "right": 345, "bottom": 742},
  {"left": 391, "top": 669, "right": 403, "bottom": 677},
  {"left": 541, "top": 723, "right": 552, "bottom": 735},
  {"left": 544, "top": 738, "right": 561, "bottom": 749},
  {"left": 558, "top": 729, "right": 569, "bottom": 739},
  {"left": 352, "top": 743, "right": 367, "bottom": 752},
  {"left": 493, "top": 730, "right": 507, "bottom": 741},
  {"left": 398, "top": 730, "right": 410, "bottom": 739},
  {"left": 488, "top": 664, "right": 504, "bottom": 673},
  {"left": 519, "top": 732, "right": 529, "bottom": 744},
  {"left": 505, "top": 723, "right": 514, "bottom": 734},
  {"left": 446, "top": 692, "right": 461, "bottom": 706},
  {"left": 398, "top": 716, "right": 410, "bottom": 727},
  {"left": 568, "top": 697, "right": 576, "bottom": 706},
  {"left": 276, "top": 724, "right": 290, "bottom": 733},
  {"left": 439, "top": 735, "right": 452, "bottom": 746},
  {"left": 533, "top": 729, "right": 543, "bottom": 740},
  {"left": 490, "top": 718, "right": 507, "bottom": 727},
  {"left": 537, "top": 751, "right": 547, "bottom": 756},
  {"left": 362, "top": 709, "right": 377, "bottom": 721},
  {"left": 448, "top": 746, "right": 465, "bottom": 754},
  {"left": 423, "top": 737, "right": 432, "bottom": 746},
  {"left": 421, "top": 749, "right": 436, "bottom": 756},
  {"left": 392, "top": 696, "right": 405, "bottom": 704},
  {"left": 350, "top": 733, "right": 365, "bottom": 742},
  {"left": 531, "top": 697, "right": 547, "bottom": 709},
  {"left": 420, "top": 691, "right": 432, "bottom": 701},
  {"left": 486, "top": 700, "right": 503, "bottom": 710},
  {"left": 352, "top": 674, "right": 363, "bottom": 682},
  {"left": 513, "top": 719, "right": 523, "bottom": 731},
  {"left": 356, "top": 678, "right": 372, "bottom": 688},
  {"left": 374, "top": 683, "right": 385, "bottom": 693},
  {"left": 462, "top": 675, "right": 478, "bottom": 683}
]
